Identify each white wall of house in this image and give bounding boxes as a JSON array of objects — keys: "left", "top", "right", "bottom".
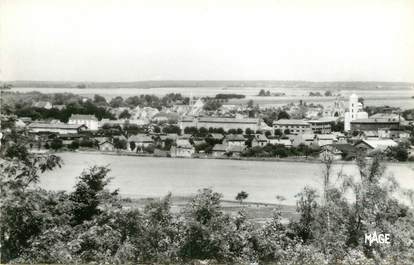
[{"left": 69, "top": 119, "right": 99, "bottom": 130}]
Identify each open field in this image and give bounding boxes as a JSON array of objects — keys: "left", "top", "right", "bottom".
[
  {"left": 10, "top": 84, "right": 414, "bottom": 108},
  {"left": 123, "top": 196, "right": 298, "bottom": 224},
  {"left": 39, "top": 153, "right": 414, "bottom": 206}
]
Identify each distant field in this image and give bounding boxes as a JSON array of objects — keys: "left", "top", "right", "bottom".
[
  {"left": 122, "top": 196, "right": 298, "bottom": 224},
  {"left": 9, "top": 85, "right": 414, "bottom": 108},
  {"left": 39, "top": 153, "right": 414, "bottom": 206},
  {"left": 6, "top": 80, "right": 414, "bottom": 89}
]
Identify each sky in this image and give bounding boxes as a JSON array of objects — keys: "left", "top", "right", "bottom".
[{"left": 1, "top": 0, "right": 413, "bottom": 82}]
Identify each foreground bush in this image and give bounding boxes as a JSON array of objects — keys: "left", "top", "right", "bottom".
[{"left": 1, "top": 135, "right": 413, "bottom": 264}]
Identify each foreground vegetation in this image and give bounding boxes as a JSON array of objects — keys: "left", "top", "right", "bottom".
[{"left": 1, "top": 130, "right": 414, "bottom": 264}]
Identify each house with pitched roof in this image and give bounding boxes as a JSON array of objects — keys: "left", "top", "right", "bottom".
[
  {"left": 68, "top": 114, "right": 99, "bottom": 130},
  {"left": 170, "top": 139, "right": 195, "bottom": 157},
  {"left": 273, "top": 119, "right": 312, "bottom": 134},
  {"left": 98, "top": 140, "right": 115, "bottom": 152},
  {"left": 313, "top": 134, "right": 337, "bottom": 147},
  {"left": 354, "top": 139, "right": 398, "bottom": 153},
  {"left": 251, "top": 134, "right": 269, "bottom": 147},
  {"left": 33, "top": 101, "right": 53, "bottom": 109},
  {"left": 212, "top": 144, "right": 227, "bottom": 157},
  {"left": 223, "top": 134, "right": 247, "bottom": 147},
  {"left": 320, "top": 144, "right": 357, "bottom": 161},
  {"left": 127, "top": 134, "right": 154, "bottom": 152},
  {"left": 179, "top": 116, "right": 263, "bottom": 133},
  {"left": 267, "top": 137, "right": 293, "bottom": 148},
  {"left": 28, "top": 122, "right": 87, "bottom": 134}
]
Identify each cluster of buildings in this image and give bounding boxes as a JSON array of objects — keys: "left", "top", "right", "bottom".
[
  {"left": 273, "top": 117, "right": 336, "bottom": 134},
  {"left": 7, "top": 92, "right": 412, "bottom": 161},
  {"left": 179, "top": 116, "right": 272, "bottom": 132}
]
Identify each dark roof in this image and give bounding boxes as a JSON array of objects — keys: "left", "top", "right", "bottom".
[
  {"left": 181, "top": 116, "right": 259, "bottom": 124},
  {"left": 212, "top": 144, "right": 227, "bottom": 152},
  {"left": 69, "top": 114, "right": 98, "bottom": 121},
  {"left": 152, "top": 112, "right": 179, "bottom": 120},
  {"left": 33, "top": 101, "right": 51, "bottom": 108},
  {"left": 113, "top": 135, "right": 127, "bottom": 141},
  {"left": 225, "top": 134, "right": 246, "bottom": 141},
  {"left": 254, "top": 134, "right": 268, "bottom": 142},
  {"left": 351, "top": 118, "right": 399, "bottom": 124},
  {"left": 128, "top": 134, "right": 154, "bottom": 143},
  {"left": 208, "top": 133, "right": 224, "bottom": 139},
  {"left": 179, "top": 134, "right": 192, "bottom": 139},
  {"left": 273, "top": 119, "right": 310, "bottom": 126},
  {"left": 176, "top": 140, "right": 193, "bottom": 149},
  {"left": 198, "top": 117, "right": 259, "bottom": 124},
  {"left": 98, "top": 140, "right": 114, "bottom": 146},
  {"left": 227, "top": 145, "right": 246, "bottom": 153},
  {"left": 28, "top": 122, "right": 85, "bottom": 130},
  {"left": 332, "top": 144, "right": 357, "bottom": 153}
]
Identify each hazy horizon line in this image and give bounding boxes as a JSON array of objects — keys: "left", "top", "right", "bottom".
[{"left": 5, "top": 80, "right": 414, "bottom": 84}]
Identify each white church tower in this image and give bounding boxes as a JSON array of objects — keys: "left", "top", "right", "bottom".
[{"left": 344, "top": 93, "right": 368, "bottom": 131}]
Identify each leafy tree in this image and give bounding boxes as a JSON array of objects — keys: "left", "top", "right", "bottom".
[
  {"left": 70, "top": 166, "right": 117, "bottom": 225},
  {"left": 129, "top": 141, "right": 136, "bottom": 151},
  {"left": 5, "top": 143, "right": 30, "bottom": 161},
  {"left": 277, "top": 110, "right": 290, "bottom": 120},
  {"left": 203, "top": 100, "right": 222, "bottom": 111},
  {"left": 179, "top": 188, "right": 232, "bottom": 261},
  {"left": 93, "top": 94, "right": 107, "bottom": 105},
  {"left": 247, "top": 99, "right": 254, "bottom": 108},
  {"left": 235, "top": 191, "right": 249, "bottom": 204},
  {"left": 198, "top": 127, "right": 208, "bottom": 135},
  {"left": 79, "top": 138, "right": 96, "bottom": 148},
  {"left": 331, "top": 121, "right": 344, "bottom": 132},
  {"left": 163, "top": 138, "right": 174, "bottom": 151},
  {"left": 143, "top": 145, "right": 155, "bottom": 154},
  {"left": 162, "top": 124, "right": 181, "bottom": 135},
  {"left": 227, "top": 128, "right": 237, "bottom": 134},
  {"left": 258, "top": 89, "right": 266, "bottom": 96},
  {"left": 153, "top": 126, "right": 161, "bottom": 133},
  {"left": 388, "top": 143, "right": 408, "bottom": 161},
  {"left": 262, "top": 110, "right": 279, "bottom": 126},
  {"left": 68, "top": 140, "right": 80, "bottom": 150},
  {"left": 119, "top": 109, "right": 131, "bottom": 119},
  {"left": 184, "top": 126, "right": 198, "bottom": 135},
  {"left": 109, "top": 96, "right": 124, "bottom": 108},
  {"left": 214, "top": 94, "right": 245, "bottom": 100},
  {"left": 309, "top": 92, "right": 322, "bottom": 97},
  {"left": 113, "top": 138, "right": 127, "bottom": 150},
  {"left": 291, "top": 187, "right": 319, "bottom": 243},
  {"left": 274, "top": 129, "right": 283, "bottom": 137},
  {"left": 131, "top": 194, "right": 179, "bottom": 263},
  {"left": 125, "top": 96, "right": 141, "bottom": 107},
  {"left": 50, "top": 138, "right": 63, "bottom": 150},
  {"left": 0, "top": 136, "right": 61, "bottom": 262},
  {"left": 124, "top": 123, "right": 145, "bottom": 135},
  {"left": 324, "top": 90, "right": 332, "bottom": 96},
  {"left": 194, "top": 142, "right": 213, "bottom": 153}
]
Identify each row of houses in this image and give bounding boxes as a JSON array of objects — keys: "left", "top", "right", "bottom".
[
  {"left": 178, "top": 116, "right": 273, "bottom": 133},
  {"left": 272, "top": 117, "right": 337, "bottom": 134},
  {"left": 320, "top": 139, "right": 400, "bottom": 161},
  {"left": 26, "top": 114, "right": 99, "bottom": 134}
]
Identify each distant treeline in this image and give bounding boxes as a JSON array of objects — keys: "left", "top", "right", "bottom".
[
  {"left": 214, "top": 93, "right": 245, "bottom": 100},
  {"left": 5, "top": 80, "right": 414, "bottom": 89},
  {"left": 2, "top": 134, "right": 414, "bottom": 264}
]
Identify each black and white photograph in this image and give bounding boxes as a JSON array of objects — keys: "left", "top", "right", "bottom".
[{"left": 1, "top": 0, "right": 414, "bottom": 264}]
